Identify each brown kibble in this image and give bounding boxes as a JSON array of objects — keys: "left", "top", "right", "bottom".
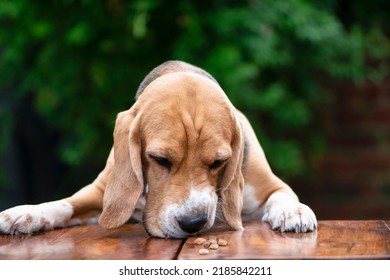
[
  {"left": 209, "top": 239, "right": 217, "bottom": 245},
  {"left": 194, "top": 236, "right": 228, "bottom": 254},
  {"left": 218, "top": 238, "right": 228, "bottom": 246},
  {"left": 199, "top": 248, "right": 209, "bottom": 255},
  {"left": 194, "top": 237, "right": 207, "bottom": 245}
]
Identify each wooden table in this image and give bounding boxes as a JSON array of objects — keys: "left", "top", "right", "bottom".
[{"left": 0, "top": 220, "right": 389, "bottom": 260}]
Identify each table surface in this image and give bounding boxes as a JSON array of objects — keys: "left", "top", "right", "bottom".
[{"left": 0, "top": 220, "right": 389, "bottom": 260}]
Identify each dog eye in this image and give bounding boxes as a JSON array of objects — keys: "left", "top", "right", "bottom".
[
  {"left": 150, "top": 155, "right": 172, "bottom": 170},
  {"left": 210, "top": 159, "right": 225, "bottom": 170}
]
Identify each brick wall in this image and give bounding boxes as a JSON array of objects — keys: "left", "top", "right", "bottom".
[{"left": 293, "top": 76, "right": 390, "bottom": 220}]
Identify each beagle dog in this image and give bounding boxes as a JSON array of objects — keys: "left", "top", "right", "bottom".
[{"left": 0, "top": 61, "right": 317, "bottom": 238}]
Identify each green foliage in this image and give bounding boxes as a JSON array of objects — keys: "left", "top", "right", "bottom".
[
  {"left": 0, "top": 0, "right": 389, "bottom": 185},
  {"left": 172, "top": 0, "right": 389, "bottom": 176}
]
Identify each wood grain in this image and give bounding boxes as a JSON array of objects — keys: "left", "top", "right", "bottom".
[
  {"left": 0, "top": 224, "right": 183, "bottom": 260},
  {"left": 0, "top": 220, "right": 389, "bottom": 260},
  {"left": 385, "top": 220, "right": 390, "bottom": 254},
  {"left": 178, "top": 220, "right": 390, "bottom": 260}
]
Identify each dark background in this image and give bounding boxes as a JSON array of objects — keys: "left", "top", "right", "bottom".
[{"left": 1, "top": 0, "right": 389, "bottom": 219}]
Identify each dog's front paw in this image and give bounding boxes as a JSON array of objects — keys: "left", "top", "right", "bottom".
[
  {"left": 0, "top": 200, "right": 74, "bottom": 234},
  {"left": 262, "top": 192, "right": 317, "bottom": 232}
]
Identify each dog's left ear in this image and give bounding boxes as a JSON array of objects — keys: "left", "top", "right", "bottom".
[
  {"left": 220, "top": 111, "right": 244, "bottom": 231},
  {"left": 99, "top": 108, "right": 144, "bottom": 229}
]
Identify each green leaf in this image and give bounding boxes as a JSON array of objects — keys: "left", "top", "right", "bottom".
[
  {"left": 66, "top": 22, "right": 92, "bottom": 46},
  {"left": 30, "top": 21, "right": 53, "bottom": 39}
]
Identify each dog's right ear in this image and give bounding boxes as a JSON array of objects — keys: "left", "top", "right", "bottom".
[{"left": 99, "top": 108, "right": 144, "bottom": 229}]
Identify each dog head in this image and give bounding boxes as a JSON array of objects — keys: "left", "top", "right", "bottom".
[{"left": 99, "top": 62, "right": 244, "bottom": 238}]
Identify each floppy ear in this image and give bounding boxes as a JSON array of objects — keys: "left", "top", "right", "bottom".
[
  {"left": 220, "top": 112, "right": 245, "bottom": 231},
  {"left": 99, "top": 108, "right": 144, "bottom": 229}
]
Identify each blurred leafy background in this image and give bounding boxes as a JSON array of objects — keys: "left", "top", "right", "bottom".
[{"left": 0, "top": 0, "right": 389, "bottom": 218}]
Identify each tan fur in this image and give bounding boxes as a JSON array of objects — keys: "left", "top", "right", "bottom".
[
  {"left": 99, "top": 109, "right": 144, "bottom": 228},
  {"left": 1, "top": 61, "right": 315, "bottom": 237},
  {"left": 135, "top": 73, "right": 243, "bottom": 236},
  {"left": 67, "top": 70, "right": 299, "bottom": 232}
]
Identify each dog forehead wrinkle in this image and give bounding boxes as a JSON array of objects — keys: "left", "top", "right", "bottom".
[
  {"left": 140, "top": 72, "right": 230, "bottom": 119},
  {"left": 143, "top": 119, "right": 186, "bottom": 159},
  {"left": 146, "top": 146, "right": 175, "bottom": 158},
  {"left": 141, "top": 74, "right": 233, "bottom": 151}
]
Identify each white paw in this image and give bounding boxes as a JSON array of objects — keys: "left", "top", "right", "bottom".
[
  {"left": 262, "top": 192, "right": 317, "bottom": 232},
  {"left": 0, "top": 200, "right": 74, "bottom": 234}
]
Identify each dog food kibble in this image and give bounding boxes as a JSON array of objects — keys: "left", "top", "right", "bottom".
[
  {"left": 195, "top": 236, "right": 228, "bottom": 254},
  {"left": 194, "top": 237, "right": 207, "bottom": 245},
  {"left": 218, "top": 238, "right": 228, "bottom": 246},
  {"left": 199, "top": 248, "right": 209, "bottom": 255}
]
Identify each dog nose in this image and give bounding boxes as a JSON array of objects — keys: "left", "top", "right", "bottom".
[{"left": 177, "top": 214, "right": 208, "bottom": 234}]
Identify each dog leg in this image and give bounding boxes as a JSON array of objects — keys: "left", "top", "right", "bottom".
[
  {"left": 0, "top": 200, "right": 76, "bottom": 234},
  {"left": 261, "top": 191, "right": 317, "bottom": 232},
  {"left": 238, "top": 111, "right": 317, "bottom": 232},
  {"left": 0, "top": 149, "right": 113, "bottom": 234}
]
